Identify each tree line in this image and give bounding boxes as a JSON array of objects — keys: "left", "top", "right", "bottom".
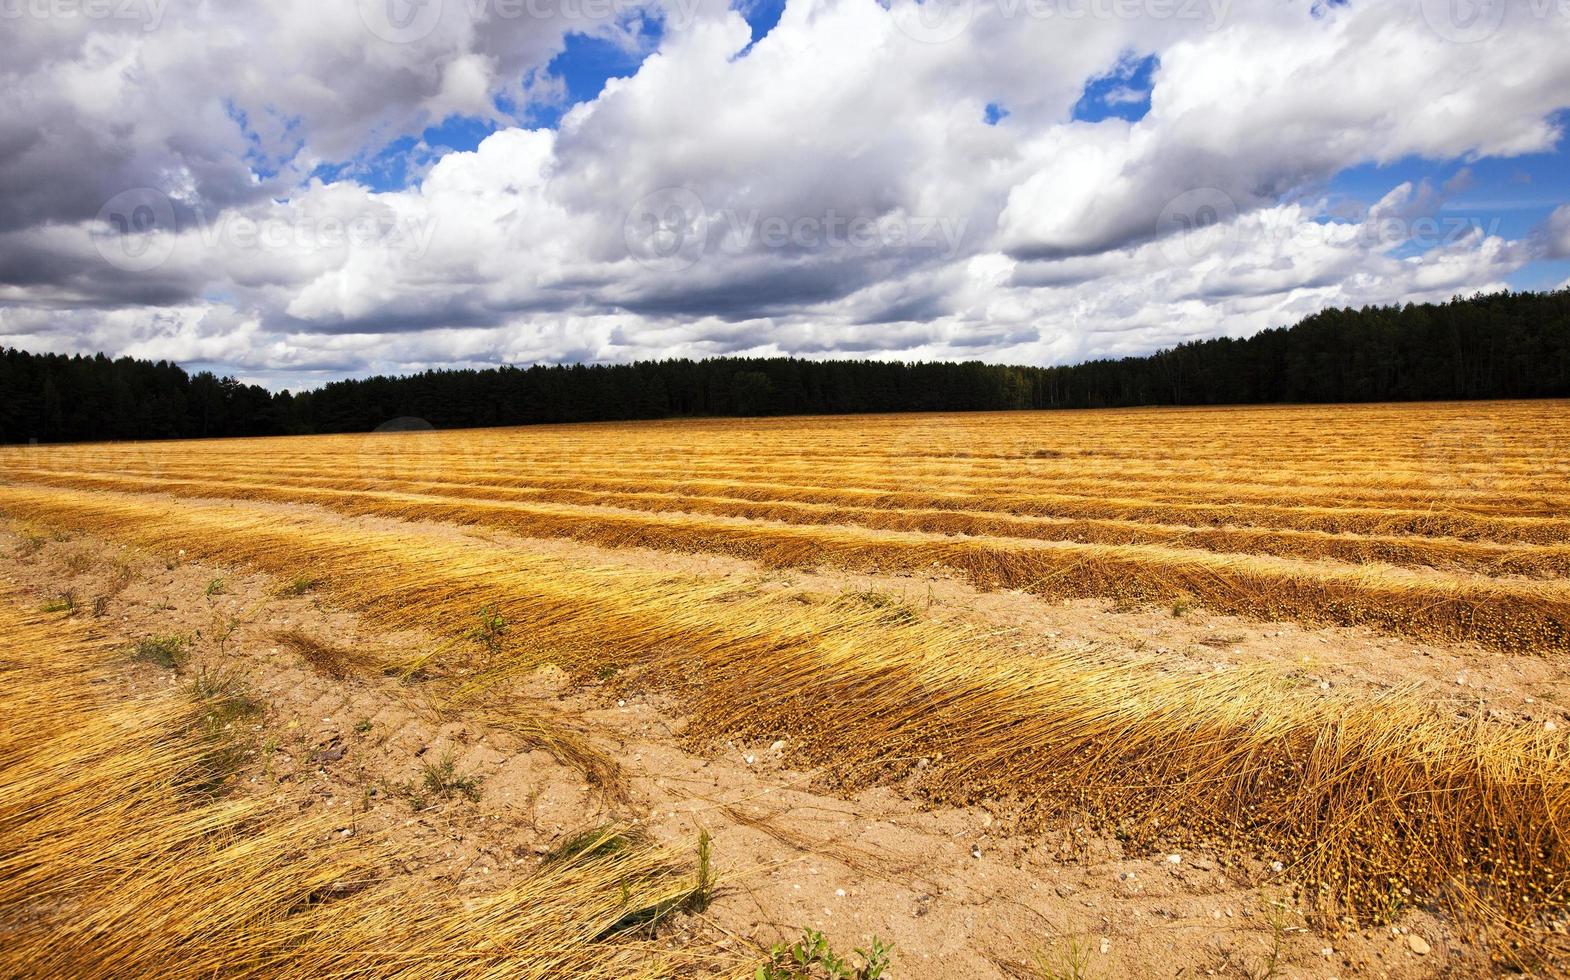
[{"left": 2, "top": 289, "right": 1566, "bottom": 444}]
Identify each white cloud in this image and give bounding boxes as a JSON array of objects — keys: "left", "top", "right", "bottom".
[
  {"left": 1, "top": 0, "right": 1568, "bottom": 387},
  {"left": 1541, "top": 205, "right": 1570, "bottom": 259}
]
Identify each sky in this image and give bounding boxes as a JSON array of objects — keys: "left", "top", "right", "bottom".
[{"left": 2, "top": 0, "right": 1569, "bottom": 391}]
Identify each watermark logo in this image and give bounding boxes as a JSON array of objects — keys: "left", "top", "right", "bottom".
[
  {"left": 1157, "top": 187, "right": 1240, "bottom": 264},
  {"left": 890, "top": 0, "right": 974, "bottom": 44},
  {"left": 356, "top": 416, "right": 443, "bottom": 484},
  {"left": 624, "top": 187, "right": 710, "bottom": 271},
  {"left": 1418, "top": 0, "right": 1508, "bottom": 42},
  {"left": 624, "top": 189, "right": 971, "bottom": 270},
  {"left": 886, "top": 417, "right": 992, "bottom": 492},
  {"left": 92, "top": 188, "right": 178, "bottom": 273},
  {"left": 0, "top": 0, "right": 167, "bottom": 31},
  {"left": 358, "top": 0, "right": 444, "bottom": 43},
  {"left": 1152, "top": 182, "right": 1513, "bottom": 267},
  {"left": 716, "top": 208, "right": 968, "bottom": 258},
  {"left": 357, "top": 0, "right": 708, "bottom": 43},
  {"left": 90, "top": 188, "right": 441, "bottom": 272},
  {"left": 1422, "top": 418, "right": 1501, "bottom": 492},
  {"left": 890, "top": 0, "right": 1231, "bottom": 43}
]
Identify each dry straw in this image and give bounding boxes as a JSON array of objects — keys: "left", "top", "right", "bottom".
[
  {"left": 2, "top": 485, "right": 1566, "bottom": 963},
  {"left": 0, "top": 593, "right": 735, "bottom": 979},
  {"left": 4, "top": 472, "right": 1566, "bottom": 653}
]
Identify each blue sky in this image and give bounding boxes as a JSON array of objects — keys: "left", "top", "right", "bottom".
[
  {"left": 1325, "top": 125, "right": 1570, "bottom": 291},
  {"left": 1072, "top": 52, "right": 1158, "bottom": 124}
]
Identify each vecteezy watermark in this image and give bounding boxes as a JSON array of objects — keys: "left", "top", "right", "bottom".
[
  {"left": 358, "top": 0, "right": 444, "bottom": 43},
  {"left": 357, "top": 416, "right": 441, "bottom": 483},
  {"left": 1418, "top": 0, "right": 1570, "bottom": 43},
  {"left": 92, "top": 188, "right": 178, "bottom": 273},
  {"left": 358, "top": 0, "right": 704, "bottom": 43},
  {"left": 1354, "top": 213, "right": 1507, "bottom": 249},
  {"left": 891, "top": 0, "right": 1232, "bottom": 44},
  {"left": 1154, "top": 185, "right": 1509, "bottom": 264},
  {"left": 1418, "top": 0, "right": 1508, "bottom": 42},
  {"left": 0, "top": 0, "right": 167, "bottom": 30},
  {"left": 716, "top": 209, "right": 969, "bottom": 258},
  {"left": 1422, "top": 417, "right": 1501, "bottom": 491},
  {"left": 624, "top": 187, "right": 709, "bottom": 271},
  {"left": 624, "top": 187, "right": 970, "bottom": 271},
  {"left": 91, "top": 188, "right": 440, "bottom": 272},
  {"left": 889, "top": 0, "right": 974, "bottom": 44},
  {"left": 1157, "top": 187, "right": 1240, "bottom": 264}
]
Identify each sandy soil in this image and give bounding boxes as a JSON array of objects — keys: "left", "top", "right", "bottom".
[{"left": 0, "top": 508, "right": 1526, "bottom": 978}]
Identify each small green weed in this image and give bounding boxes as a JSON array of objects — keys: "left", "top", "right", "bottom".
[
  {"left": 187, "top": 669, "right": 264, "bottom": 792},
  {"left": 133, "top": 634, "right": 189, "bottom": 671},
  {"left": 41, "top": 590, "right": 78, "bottom": 615},
  {"left": 466, "top": 605, "right": 508, "bottom": 655},
  {"left": 837, "top": 589, "right": 916, "bottom": 625},
  {"left": 277, "top": 574, "right": 322, "bottom": 597},
  {"left": 758, "top": 929, "right": 892, "bottom": 980},
  {"left": 1035, "top": 936, "right": 1091, "bottom": 980},
  {"left": 396, "top": 752, "right": 482, "bottom": 811}
]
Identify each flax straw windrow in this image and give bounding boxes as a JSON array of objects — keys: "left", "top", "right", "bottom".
[
  {"left": 15, "top": 463, "right": 1570, "bottom": 546},
  {"left": 0, "top": 594, "right": 735, "bottom": 979},
  {"left": 14, "top": 464, "right": 1570, "bottom": 578},
  {"left": 4, "top": 469, "right": 1567, "bottom": 653},
  {"left": 4, "top": 399, "right": 1568, "bottom": 653},
  {"left": 2, "top": 485, "right": 1565, "bottom": 961}
]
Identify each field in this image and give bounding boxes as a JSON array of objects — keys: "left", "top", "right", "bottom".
[{"left": 2, "top": 400, "right": 1568, "bottom": 977}]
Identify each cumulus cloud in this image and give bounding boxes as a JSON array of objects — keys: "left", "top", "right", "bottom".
[
  {"left": 1, "top": 0, "right": 1568, "bottom": 387},
  {"left": 1539, "top": 205, "right": 1570, "bottom": 259}
]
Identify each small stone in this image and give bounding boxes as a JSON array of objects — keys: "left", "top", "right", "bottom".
[
  {"left": 1408, "top": 934, "right": 1431, "bottom": 955},
  {"left": 1270, "top": 861, "right": 1284, "bottom": 873},
  {"left": 1098, "top": 938, "right": 1110, "bottom": 955},
  {"left": 743, "top": 754, "right": 755, "bottom": 765},
  {"left": 1166, "top": 854, "right": 1182, "bottom": 865},
  {"left": 769, "top": 739, "right": 787, "bottom": 752},
  {"left": 970, "top": 845, "right": 982, "bottom": 859}
]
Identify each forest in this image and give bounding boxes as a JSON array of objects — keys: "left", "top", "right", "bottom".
[{"left": 2, "top": 289, "right": 1566, "bottom": 444}]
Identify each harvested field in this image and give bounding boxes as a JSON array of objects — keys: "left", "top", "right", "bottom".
[
  {"left": 5, "top": 401, "right": 1568, "bottom": 652},
  {"left": 0, "top": 589, "right": 732, "bottom": 979},
  {"left": 2, "top": 400, "right": 1568, "bottom": 976}
]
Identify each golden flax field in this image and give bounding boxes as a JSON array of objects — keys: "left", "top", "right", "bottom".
[{"left": 2, "top": 400, "right": 1569, "bottom": 976}]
